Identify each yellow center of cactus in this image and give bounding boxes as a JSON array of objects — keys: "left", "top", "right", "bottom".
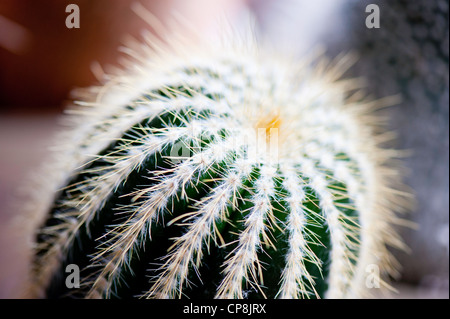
[{"left": 255, "top": 109, "right": 283, "bottom": 144}]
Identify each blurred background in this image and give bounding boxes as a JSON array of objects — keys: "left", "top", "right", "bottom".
[{"left": 0, "top": 0, "right": 448, "bottom": 298}]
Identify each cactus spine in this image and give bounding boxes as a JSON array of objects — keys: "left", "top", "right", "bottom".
[{"left": 28, "top": 9, "right": 407, "bottom": 299}]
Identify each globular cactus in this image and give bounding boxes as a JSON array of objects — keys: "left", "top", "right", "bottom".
[{"left": 27, "top": 8, "right": 407, "bottom": 299}]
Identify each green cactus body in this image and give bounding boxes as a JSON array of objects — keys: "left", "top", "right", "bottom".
[{"left": 29, "top": 11, "right": 406, "bottom": 299}]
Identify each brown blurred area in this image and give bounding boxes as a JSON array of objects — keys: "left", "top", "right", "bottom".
[{"left": 0, "top": 0, "right": 172, "bottom": 114}]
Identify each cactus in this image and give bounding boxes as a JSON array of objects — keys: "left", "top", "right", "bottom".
[{"left": 28, "top": 9, "right": 407, "bottom": 299}]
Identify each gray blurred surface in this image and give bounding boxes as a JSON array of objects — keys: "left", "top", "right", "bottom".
[
  {"left": 339, "top": 0, "right": 449, "bottom": 287},
  {"left": 0, "top": 115, "right": 59, "bottom": 298}
]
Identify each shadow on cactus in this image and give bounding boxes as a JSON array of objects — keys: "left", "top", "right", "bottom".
[{"left": 26, "top": 5, "right": 411, "bottom": 299}]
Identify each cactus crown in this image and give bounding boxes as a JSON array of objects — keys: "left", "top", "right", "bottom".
[{"left": 27, "top": 6, "right": 408, "bottom": 299}]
